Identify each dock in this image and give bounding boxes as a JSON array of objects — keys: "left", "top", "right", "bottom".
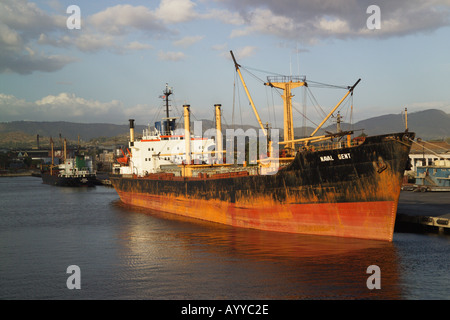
[
  {"left": 395, "top": 190, "right": 450, "bottom": 235},
  {"left": 0, "top": 170, "right": 41, "bottom": 177},
  {"left": 396, "top": 213, "right": 450, "bottom": 235},
  {"left": 402, "top": 184, "right": 450, "bottom": 192}
]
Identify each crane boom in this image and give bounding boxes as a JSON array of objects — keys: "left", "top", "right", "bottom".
[
  {"left": 230, "top": 51, "right": 267, "bottom": 136},
  {"left": 309, "top": 78, "right": 361, "bottom": 138}
]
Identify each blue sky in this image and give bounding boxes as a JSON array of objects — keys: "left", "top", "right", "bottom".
[{"left": 1, "top": 0, "right": 450, "bottom": 131}]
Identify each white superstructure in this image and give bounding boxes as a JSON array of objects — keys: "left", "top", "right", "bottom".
[
  {"left": 119, "top": 123, "right": 216, "bottom": 176},
  {"left": 116, "top": 85, "right": 219, "bottom": 176},
  {"left": 58, "top": 155, "right": 95, "bottom": 178}
]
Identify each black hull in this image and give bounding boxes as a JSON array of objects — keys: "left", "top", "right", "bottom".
[
  {"left": 41, "top": 173, "right": 97, "bottom": 187},
  {"left": 111, "top": 132, "right": 414, "bottom": 203}
]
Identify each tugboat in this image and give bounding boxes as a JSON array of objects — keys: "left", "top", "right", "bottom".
[{"left": 41, "top": 138, "right": 97, "bottom": 187}]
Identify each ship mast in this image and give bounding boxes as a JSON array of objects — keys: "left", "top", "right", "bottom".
[
  {"left": 161, "top": 84, "right": 174, "bottom": 135},
  {"left": 163, "top": 84, "right": 172, "bottom": 119},
  {"left": 50, "top": 137, "right": 54, "bottom": 175},
  {"left": 279, "top": 78, "right": 361, "bottom": 147},
  {"left": 264, "top": 76, "right": 306, "bottom": 155}
]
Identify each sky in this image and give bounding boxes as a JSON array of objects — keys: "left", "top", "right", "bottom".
[{"left": 1, "top": 0, "right": 450, "bottom": 131}]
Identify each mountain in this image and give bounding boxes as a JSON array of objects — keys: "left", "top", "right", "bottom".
[
  {"left": 0, "top": 121, "right": 147, "bottom": 142},
  {"left": 342, "top": 109, "right": 450, "bottom": 140},
  {"left": 291, "top": 109, "right": 449, "bottom": 141},
  {"left": 0, "top": 109, "right": 449, "bottom": 149}
]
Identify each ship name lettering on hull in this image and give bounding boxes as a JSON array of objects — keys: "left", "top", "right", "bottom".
[
  {"left": 338, "top": 153, "right": 351, "bottom": 160},
  {"left": 320, "top": 153, "right": 351, "bottom": 162},
  {"left": 320, "top": 155, "right": 334, "bottom": 162}
]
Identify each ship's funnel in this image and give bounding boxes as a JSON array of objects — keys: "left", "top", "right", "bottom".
[
  {"left": 215, "top": 104, "right": 223, "bottom": 163},
  {"left": 183, "top": 105, "right": 191, "bottom": 166},
  {"left": 129, "top": 119, "right": 135, "bottom": 146},
  {"left": 64, "top": 138, "right": 67, "bottom": 161}
]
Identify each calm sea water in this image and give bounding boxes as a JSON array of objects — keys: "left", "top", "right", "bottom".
[{"left": 1, "top": 176, "right": 449, "bottom": 301}]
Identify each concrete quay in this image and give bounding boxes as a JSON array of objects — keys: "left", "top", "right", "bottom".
[{"left": 395, "top": 191, "right": 450, "bottom": 235}]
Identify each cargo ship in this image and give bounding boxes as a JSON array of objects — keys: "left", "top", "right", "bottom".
[
  {"left": 110, "top": 51, "right": 414, "bottom": 241},
  {"left": 42, "top": 138, "right": 97, "bottom": 187}
]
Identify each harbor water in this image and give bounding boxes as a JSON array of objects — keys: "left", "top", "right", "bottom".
[{"left": 1, "top": 176, "right": 449, "bottom": 300}]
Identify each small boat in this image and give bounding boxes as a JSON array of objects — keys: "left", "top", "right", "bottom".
[{"left": 41, "top": 138, "right": 97, "bottom": 187}]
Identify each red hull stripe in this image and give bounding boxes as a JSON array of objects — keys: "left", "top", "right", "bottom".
[{"left": 116, "top": 191, "right": 398, "bottom": 241}]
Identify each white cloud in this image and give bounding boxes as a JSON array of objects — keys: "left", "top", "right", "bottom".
[
  {"left": 0, "top": 0, "right": 64, "bottom": 35},
  {"left": 158, "top": 50, "right": 186, "bottom": 61},
  {"left": 125, "top": 41, "right": 153, "bottom": 51},
  {"left": 235, "top": 46, "right": 257, "bottom": 59},
  {"left": 201, "top": 8, "right": 245, "bottom": 25},
  {"left": 155, "top": 0, "right": 198, "bottom": 23},
  {"left": 88, "top": 4, "right": 164, "bottom": 36},
  {"left": 72, "top": 33, "right": 117, "bottom": 53},
  {"left": 0, "top": 0, "right": 73, "bottom": 74},
  {"left": 0, "top": 50, "right": 77, "bottom": 75},
  {"left": 0, "top": 23, "right": 22, "bottom": 49},
  {"left": 0, "top": 93, "right": 126, "bottom": 123},
  {"left": 219, "top": 0, "right": 450, "bottom": 41},
  {"left": 211, "top": 44, "right": 256, "bottom": 60},
  {"left": 33, "top": 1, "right": 200, "bottom": 57},
  {"left": 38, "top": 31, "right": 152, "bottom": 54},
  {"left": 211, "top": 42, "right": 230, "bottom": 59},
  {"left": 230, "top": 8, "right": 296, "bottom": 38},
  {"left": 0, "top": 94, "right": 32, "bottom": 117},
  {"left": 173, "top": 35, "right": 204, "bottom": 47},
  {"left": 46, "top": 0, "right": 63, "bottom": 12},
  {"left": 316, "top": 17, "right": 350, "bottom": 35},
  {"left": 4, "top": 0, "right": 449, "bottom": 76},
  {"left": 1, "top": 1, "right": 182, "bottom": 74},
  {"left": 34, "top": 93, "right": 124, "bottom": 118}
]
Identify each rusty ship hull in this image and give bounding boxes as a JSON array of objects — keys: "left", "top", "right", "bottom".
[{"left": 110, "top": 131, "right": 414, "bottom": 241}]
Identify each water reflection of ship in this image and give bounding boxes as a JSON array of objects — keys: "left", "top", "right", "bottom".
[{"left": 113, "top": 200, "right": 402, "bottom": 299}]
